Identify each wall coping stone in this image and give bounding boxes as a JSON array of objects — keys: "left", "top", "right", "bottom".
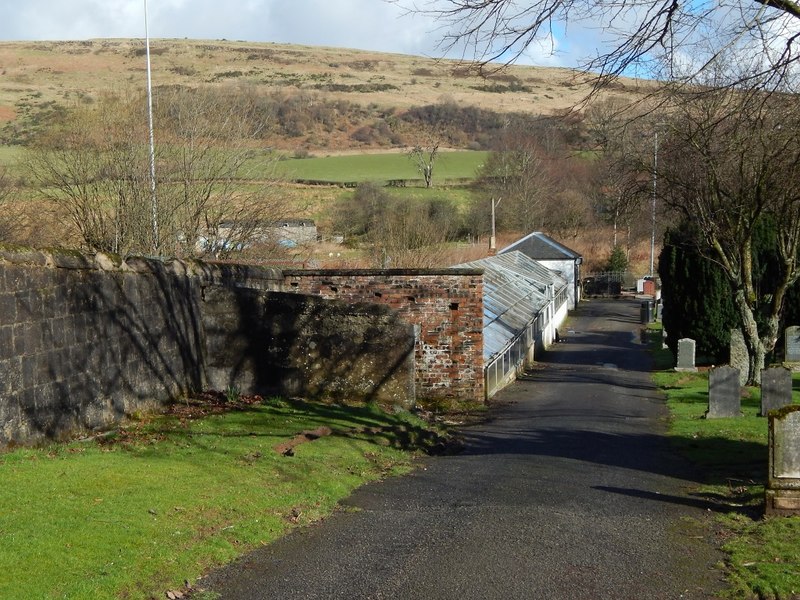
[
  {"left": 284, "top": 268, "right": 484, "bottom": 277},
  {"left": 0, "top": 245, "right": 284, "bottom": 286}
]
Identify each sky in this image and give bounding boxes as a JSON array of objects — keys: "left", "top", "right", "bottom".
[{"left": 0, "top": 0, "right": 590, "bottom": 69}]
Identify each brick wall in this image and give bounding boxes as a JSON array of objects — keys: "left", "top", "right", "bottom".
[{"left": 282, "top": 269, "right": 485, "bottom": 403}]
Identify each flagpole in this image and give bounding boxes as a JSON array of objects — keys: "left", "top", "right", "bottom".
[{"left": 144, "top": 0, "right": 159, "bottom": 254}]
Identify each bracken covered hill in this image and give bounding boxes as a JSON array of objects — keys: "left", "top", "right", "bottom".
[{"left": 0, "top": 38, "right": 653, "bottom": 152}]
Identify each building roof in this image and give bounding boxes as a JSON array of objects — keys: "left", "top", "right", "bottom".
[
  {"left": 500, "top": 231, "right": 582, "bottom": 261},
  {"left": 452, "top": 252, "right": 567, "bottom": 361}
]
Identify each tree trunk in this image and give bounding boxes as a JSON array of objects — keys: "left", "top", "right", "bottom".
[{"left": 733, "top": 288, "right": 765, "bottom": 385}]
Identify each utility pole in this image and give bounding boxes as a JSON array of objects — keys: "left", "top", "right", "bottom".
[
  {"left": 650, "top": 131, "right": 658, "bottom": 276},
  {"left": 144, "top": 0, "right": 159, "bottom": 254},
  {"left": 490, "top": 197, "right": 501, "bottom": 254}
]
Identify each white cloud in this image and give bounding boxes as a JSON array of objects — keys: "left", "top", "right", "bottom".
[{"left": 0, "top": 0, "right": 583, "bottom": 67}]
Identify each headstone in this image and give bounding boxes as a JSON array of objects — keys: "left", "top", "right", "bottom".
[
  {"left": 766, "top": 405, "right": 800, "bottom": 516},
  {"left": 786, "top": 326, "right": 800, "bottom": 367},
  {"left": 761, "top": 366, "right": 794, "bottom": 417},
  {"left": 675, "top": 338, "right": 697, "bottom": 372},
  {"left": 729, "top": 328, "right": 749, "bottom": 387},
  {"left": 706, "top": 366, "right": 741, "bottom": 418}
]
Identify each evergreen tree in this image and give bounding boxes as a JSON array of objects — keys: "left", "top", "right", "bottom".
[
  {"left": 658, "top": 224, "right": 739, "bottom": 363},
  {"left": 605, "top": 245, "right": 628, "bottom": 273}
]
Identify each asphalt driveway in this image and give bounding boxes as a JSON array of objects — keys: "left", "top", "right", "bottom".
[{"left": 199, "top": 297, "right": 724, "bottom": 599}]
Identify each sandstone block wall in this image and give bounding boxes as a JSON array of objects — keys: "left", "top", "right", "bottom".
[{"left": 0, "top": 250, "right": 217, "bottom": 445}]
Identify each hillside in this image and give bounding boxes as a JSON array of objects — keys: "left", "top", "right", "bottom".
[{"left": 0, "top": 38, "right": 652, "bottom": 152}]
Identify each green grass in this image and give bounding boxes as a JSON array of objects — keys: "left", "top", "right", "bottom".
[
  {"left": 0, "top": 396, "right": 442, "bottom": 599},
  {"left": 272, "top": 151, "right": 489, "bottom": 183},
  {"left": 648, "top": 325, "right": 800, "bottom": 599}
]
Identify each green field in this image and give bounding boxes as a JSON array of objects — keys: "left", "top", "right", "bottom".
[
  {"left": 1, "top": 145, "right": 488, "bottom": 187},
  {"left": 273, "top": 150, "right": 489, "bottom": 183}
]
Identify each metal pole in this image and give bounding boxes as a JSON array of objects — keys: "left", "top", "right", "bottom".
[
  {"left": 490, "top": 197, "right": 501, "bottom": 253},
  {"left": 650, "top": 131, "right": 658, "bottom": 276},
  {"left": 144, "top": 0, "right": 159, "bottom": 254}
]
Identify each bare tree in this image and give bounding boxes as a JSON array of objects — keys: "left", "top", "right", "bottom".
[
  {"left": 27, "top": 94, "right": 152, "bottom": 254},
  {"left": 475, "top": 130, "right": 554, "bottom": 233},
  {"left": 0, "top": 166, "right": 21, "bottom": 242},
  {"left": 408, "top": 139, "right": 440, "bottom": 188},
  {"left": 657, "top": 88, "right": 800, "bottom": 384},
  {"left": 154, "top": 87, "right": 285, "bottom": 259},
  {"left": 27, "top": 88, "right": 286, "bottom": 259},
  {"left": 374, "top": 197, "right": 456, "bottom": 267},
  {"left": 402, "top": 0, "right": 800, "bottom": 91}
]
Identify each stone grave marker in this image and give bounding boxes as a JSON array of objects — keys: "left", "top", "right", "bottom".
[
  {"left": 729, "top": 328, "right": 749, "bottom": 387},
  {"left": 766, "top": 405, "right": 800, "bottom": 516},
  {"left": 786, "top": 326, "right": 800, "bottom": 368},
  {"left": 675, "top": 338, "right": 697, "bottom": 372},
  {"left": 761, "top": 366, "right": 793, "bottom": 417},
  {"left": 706, "top": 366, "right": 741, "bottom": 418}
]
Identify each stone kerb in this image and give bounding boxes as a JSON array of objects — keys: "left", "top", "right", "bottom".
[
  {"left": 706, "top": 365, "right": 741, "bottom": 419},
  {"left": 766, "top": 405, "right": 800, "bottom": 516}
]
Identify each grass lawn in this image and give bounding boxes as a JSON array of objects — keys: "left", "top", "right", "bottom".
[
  {"left": 0, "top": 394, "right": 443, "bottom": 599},
  {"left": 647, "top": 325, "right": 800, "bottom": 599}
]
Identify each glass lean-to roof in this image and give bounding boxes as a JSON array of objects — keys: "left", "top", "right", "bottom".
[{"left": 453, "top": 251, "right": 568, "bottom": 361}]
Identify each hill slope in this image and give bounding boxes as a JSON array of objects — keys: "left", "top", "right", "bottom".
[{"left": 0, "top": 38, "right": 651, "bottom": 151}]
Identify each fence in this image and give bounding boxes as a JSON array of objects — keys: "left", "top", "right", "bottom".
[
  {"left": 582, "top": 271, "right": 637, "bottom": 297},
  {"left": 484, "top": 317, "right": 540, "bottom": 400},
  {"left": 483, "top": 285, "right": 572, "bottom": 399}
]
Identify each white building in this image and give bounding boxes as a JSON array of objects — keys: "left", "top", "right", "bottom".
[{"left": 500, "top": 232, "right": 583, "bottom": 310}]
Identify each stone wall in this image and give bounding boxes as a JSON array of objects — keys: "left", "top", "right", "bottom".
[
  {"left": 0, "top": 250, "right": 222, "bottom": 445},
  {"left": 282, "top": 269, "right": 485, "bottom": 402},
  {"left": 202, "top": 286, "right": 415, "bottom": 405},
  {"left": 0, "top": 250, "right": 419, "bottom": 446}
]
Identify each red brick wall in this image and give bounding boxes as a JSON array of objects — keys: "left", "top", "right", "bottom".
[{"left": 282, "top": 269, "right": 485, "bottom": 403}]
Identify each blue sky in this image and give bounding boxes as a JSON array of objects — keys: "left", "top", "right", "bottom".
[{"left": 0, "top": 0, "right": 595, "bottom": 69}]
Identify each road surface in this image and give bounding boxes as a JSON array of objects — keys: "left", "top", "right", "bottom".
[{"left": 199, "top": 297, "right": 724, "bottom": 599}]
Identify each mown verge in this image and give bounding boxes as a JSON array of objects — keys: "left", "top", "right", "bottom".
[
  {"left": 0, "top": 393, "right": 447, "bottom": 599},
  {"left": 646, "top": 324, "right": 800, "bottom": 599}
]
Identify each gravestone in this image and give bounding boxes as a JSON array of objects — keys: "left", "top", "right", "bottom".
[
  {"left": 675, "top": 338, "right": 697, "bottom": 372},
  {"left": 761, "top": 366, "right": 793, "bottom": 417},
  {"left": 766, "top": 405, "right": 800, "bottom": 516},
  {"left": 706, "top": 366, "right": 741, "bottom": 418},
  {"left": 786, "top": 326, "right": 800, "bottom": 368},
  {"left": 729, "top": 328, "right": 749, "bottom": 387}
]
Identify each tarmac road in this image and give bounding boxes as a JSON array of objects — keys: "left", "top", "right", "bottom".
[{"left": 199, "top": 297, "right": 725, "bottom": 599}]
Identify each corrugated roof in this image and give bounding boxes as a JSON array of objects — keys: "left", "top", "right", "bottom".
[
  {"left": 500, "top": 231, "right": 582, "bottom": 261},
  {"left": 452, "top": 252, "right": 566, "bottom": 361}
]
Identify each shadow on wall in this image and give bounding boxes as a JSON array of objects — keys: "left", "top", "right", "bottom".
[
  {"left": 0, "top": 251, "right": 418, "bottom": 447},
  {"left": 202, "top": 287, "right": 416, "bottom": 406},
  {"left": 3, "top": 255, "right": 207, "bottom": 444}
]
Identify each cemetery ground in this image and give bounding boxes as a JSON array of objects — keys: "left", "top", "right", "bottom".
[
  {"left": 0, "top": 393, "right": 452, "bottom": 599},
  {"left": 647, "top": 324, "right": 800, "bottom": 599}
]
